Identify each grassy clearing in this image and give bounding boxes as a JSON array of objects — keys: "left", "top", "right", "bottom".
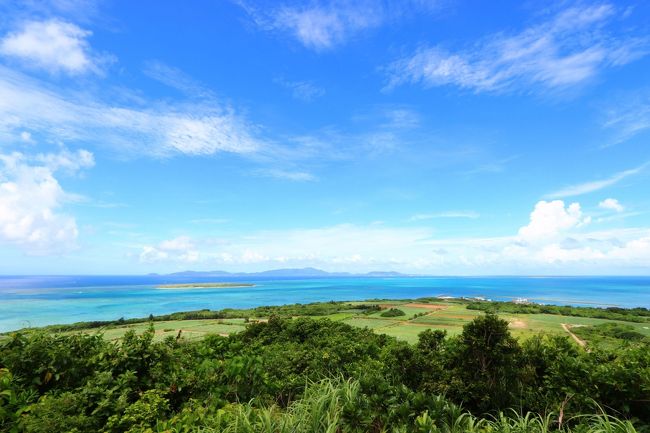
[
  {"left": 69, "top": 319, "right": 247, "bottom": 342},
  {"left": 341, "top": 317, "right": 401, "bottom": 329}
]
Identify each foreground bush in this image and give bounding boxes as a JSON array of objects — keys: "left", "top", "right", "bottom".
[
  {"left": 158, "top": 380, "right": 642, "bottom": 433},
  {"left": 1, "top": 313, "right": 648, "bottom": 432}
]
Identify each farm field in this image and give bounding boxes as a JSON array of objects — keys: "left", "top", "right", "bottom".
[{"left": 54, "top": 299, "right": 650, "bottom": 346}]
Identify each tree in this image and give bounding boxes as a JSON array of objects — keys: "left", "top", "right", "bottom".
[{"left": 451, "top": 314, "right": 522, "bottom": 412}]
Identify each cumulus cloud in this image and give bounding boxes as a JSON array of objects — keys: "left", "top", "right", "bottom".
[
  {"left": 0, "top": 148, "right": 93, "bottom": 255},
  {"left": 599, "top": 198, "right": 624, "bottom": 212},
  {"left": 139, "top": 236, "right": 200, "bottom": 263},
  {"left": 518, "top": 200, "right": 590, "bottom": 243},
  {"left": 385, "top": 3, "right": 649, "bottom": 93},
  {"left": 0, "top": 19, "right": 110, "bottom": 75}
]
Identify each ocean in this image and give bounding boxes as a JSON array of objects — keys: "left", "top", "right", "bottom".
[{"left": 0, "top": 275, "right": 649, "bottom": 332}]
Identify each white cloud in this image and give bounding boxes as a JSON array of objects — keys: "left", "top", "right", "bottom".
[
  {"left": 385, "top": 3, "right": 649, "bottom": 92},
  {"left": 139, "top": 224, "right": 433, "bottom": 269},
  {"left": 34, "top": 148, "right": 94, "bottom": 173},
  {"left": 1, "top": 0, "right": 103, "bottom": 24},
  {"left": 275, "top": 78, "right": 325, "bottom": 101},
  {"left": 409, "top": 211, "right": 479, "bottom": 221},
  {"left": 0, "top": 148, "right": 92, "bottom": 255},
  {"left": 0, "top": 19, "right": 109, "bottom": 75},
  {"left": 159, "top": 236, "right": 195, "bottom": 252},
  {"left": 254, "top": 168, "right": 316, "bottom": 181},
  {"left": 272, "top": 5, "right": 379, "bottom": 50},
  {"left": 599, "top": 198, "right": 624, "bottom": 212},
  {"left": 0, "top": 66, "right": 263, "bottom": 157},
  {"left": 20, "top": 131, "right": 32, "bottom": 142},
  {"left": 518, "top": 200, "right": 589, "bottom": 243},
  {"left": 139, "top": 246, "right": 169, "bottom": 263},
  {"left": 139, "top": 236, "right": 200, "bottom": 263},
  {"left": 143, "top": 60, "right": 215, "bottom": 99},
  {"left": 240, "top": 0, "right": 440, "bottom": 51},
  {"left": 135, "top": 200, "right": 650, "bottom": 273},
  {"left": 545, "top": 163, "right": 647, "bottom": 198},
  {"left": 383, "top": 108, "right": 420, "bottom": 129},
  {"left": 603, "top": 90, "right": 650, "bottom": 145}
]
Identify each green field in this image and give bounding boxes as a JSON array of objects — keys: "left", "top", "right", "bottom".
[
  {"left": 52, "top": 299, "right": 650, "bottom": 347},
  {"left": 75, "top": 319, "right": 248, "bottom": 342}
]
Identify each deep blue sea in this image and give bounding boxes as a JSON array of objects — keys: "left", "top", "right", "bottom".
[{"left": 1, "top": 275, "right": 649, "bottom": 332}]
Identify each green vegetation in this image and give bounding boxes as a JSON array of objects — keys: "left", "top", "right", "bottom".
[
  {"left": 1, "top": 304, "right": 649, "bottom": 432},
  {"left": 572, "top": 323, "right": 649, "bottom": 349},
  {"left": 14, "top": 298, "right": 650, "bottom": 349},
  {"left": 467, "top": 300, "right": 650, "bottom": 323},
  {"left": 33, "top": 302, "right": 382, "bottom": 333},
  {"left": 156, "top": 282, "right": 256, "bottom": 289},
  {"left": 379, "top": 308, "right": 406, "bottom": 317}
]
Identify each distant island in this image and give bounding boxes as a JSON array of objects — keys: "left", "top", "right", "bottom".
[
  {"left": 157, "top": 282, "right": 256, "bottom": 289},
  {"left": 149, "top": 267, "right": 409, "bottom": 278}
]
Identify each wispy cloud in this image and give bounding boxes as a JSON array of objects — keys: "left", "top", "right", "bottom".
[
  {"left": 382, "top": 108, "right": 420, "bottom": 129},
  {"left": 143, "top": 60, "right": 216, "bottom": 99},
  {"left": 409, "top": 211, "right": 480, "bottom": 221},
  {"left": 0, "top": 19, "right": 113, "bottom": 75},
  {"left": 385, "top": 3, "right": 649, "bottom": 93},
  {"left": 253, "top": 168, "right": 316, "bottom": 182},
  {"left": 545, "top": 163, "right": 648, "bottom": 198},
  {"left": 0, "top": 0, "right": 103, "bottom": 25},
  {"left": 462, "top": 155, "right": 519, "bottom": 176},
  {"left": 237, "top": 0, "right": 441, "bottom": 51},
  {"left": 603, "top": 90, "right": 650, "bottom": 146},
  {"left": 190, "top": 218, "right": 229, "bottom": 225},
  {"left": 0, "top": 66, "right": 263, "bottom": 157},
  {"left": 274, "top": 77, "right": 325, "bottom": 101}
]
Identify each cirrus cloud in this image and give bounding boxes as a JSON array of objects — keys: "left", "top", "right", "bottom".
[
  {"left": 238, "top": 0, "right": 442, "bottom": 51},
  {"left": 385, "top": 3, "right": 649, "bottom": 93}
]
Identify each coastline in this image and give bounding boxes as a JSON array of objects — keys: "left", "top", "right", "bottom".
[{"left": 1, "top": 275, "right": 649, "bottom": 332}]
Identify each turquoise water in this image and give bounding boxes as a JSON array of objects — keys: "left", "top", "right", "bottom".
[{"left": 1, "top": 275, "right": 649, "bottom": 332}]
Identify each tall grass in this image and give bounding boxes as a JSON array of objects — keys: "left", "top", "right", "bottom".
[{"left": 157, "top": 379, "right": 642, "bottom": 433}]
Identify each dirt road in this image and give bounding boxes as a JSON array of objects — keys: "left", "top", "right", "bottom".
[{"left": 561, "top": 323, "right": 587, "bottom": 348}]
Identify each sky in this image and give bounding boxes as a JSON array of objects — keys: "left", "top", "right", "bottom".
[{"left": 0, "top": 0, "right": 650, "bottom": 275}]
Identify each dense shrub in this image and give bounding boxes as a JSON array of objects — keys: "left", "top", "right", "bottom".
[
  {"left": 1, "top": 311, "right": 649, "bottom": 432},
  {"left": 380, "top": 308, "right": 406, "bottom": 317}
]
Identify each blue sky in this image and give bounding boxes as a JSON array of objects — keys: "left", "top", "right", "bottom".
[{"left": 1, "top": 0, "right": 650, "bottom": 275}]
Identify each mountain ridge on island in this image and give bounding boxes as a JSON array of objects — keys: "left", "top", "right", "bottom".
[{"left": 150, "top": 267, "right": 409, "bottom": 278}]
